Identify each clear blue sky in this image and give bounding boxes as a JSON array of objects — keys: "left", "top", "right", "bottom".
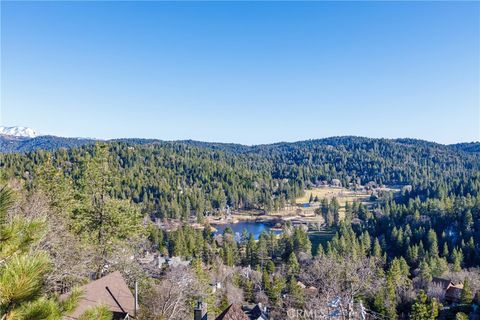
[{"left": 1, "top": 1, "right": 479, "bottom": 144}]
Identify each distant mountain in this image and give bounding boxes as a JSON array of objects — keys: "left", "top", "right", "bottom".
[
  {"left": 0, "top": 130, "right": 478, "bottom": 155},
  {"left": 0, "top": 135, "right": 95, "bottom": 153},
  {"left": 449, "top": 142, "right": 480, "bottom": 153},
  {"left": 0, "top": 126, "right": 38, "bottom": 138}
]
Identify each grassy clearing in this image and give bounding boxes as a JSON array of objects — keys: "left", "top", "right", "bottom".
[
  {"left": 295, "top": 186, "right": 372, "bottom": 220},
  {"left": 296, "top": 186, "right": 370, "bottom": 205},
  {"left": 309, "top": 228, "right": 337, "bottom": 254}
]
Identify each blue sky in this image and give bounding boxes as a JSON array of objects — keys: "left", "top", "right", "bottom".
[{"left": 1, "top": 1, "right": 479, "bottom": 144}]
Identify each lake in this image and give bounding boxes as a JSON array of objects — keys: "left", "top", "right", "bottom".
[
  {"left": 213, "top": 221, "right": 337, "bottom": 254},
  {"left": 213, "top": 221, "right": 282, "bottom": 240}
]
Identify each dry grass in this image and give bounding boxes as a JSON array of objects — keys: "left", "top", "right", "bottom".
[
  {"left": 294, "top": 187, "right": 372, "bottom": 220},
  {"left": 230, "top": 186, "right": 398, "bottom": 224}
]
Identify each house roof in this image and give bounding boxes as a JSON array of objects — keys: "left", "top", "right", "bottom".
[
  {"left": 432, "top": 277, "right": 453, "bottom": 290},
  {"left": 215, "top": 304, "right": 249, "bottom": 320},
  {"left": 61, "top": 271, "right": 135, "bottom": 319},
  {"left": 446, "top": 287, "right": 463, "bottom": 301},
  {"left": 432, "top": 277, "right": 464, "bottom": 303},
  {"left": 250, "top": 304, "right": 268, "bottom": 320}
]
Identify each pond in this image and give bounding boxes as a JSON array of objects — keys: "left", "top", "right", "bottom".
[
  {"left": 213, "top": 221, "right": 337, "bottom": 255},
  {"left": 213, "top": 221, "right": 282, "bottom": 240}
]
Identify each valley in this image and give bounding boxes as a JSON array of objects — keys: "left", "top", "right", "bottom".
[
  {"left": 2, "top": 1, "right": 478, "bottom": 319},
  {"left": 1, "top": 136, "right": 479, "bottom": 320}
]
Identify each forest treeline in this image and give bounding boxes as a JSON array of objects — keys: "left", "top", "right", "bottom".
[
  {"left": 1, "top": 136, "right": 480, "bottom": 319},
  {"left": 1, "top": 137, "right": 479, "bottom": 220}
]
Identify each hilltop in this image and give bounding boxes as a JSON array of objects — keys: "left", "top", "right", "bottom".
[{"left": 0, "top": 130, "right": 479, "bottom": 155}]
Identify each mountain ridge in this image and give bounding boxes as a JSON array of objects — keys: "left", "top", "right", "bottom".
[
  {"left": 0, "top": 132, "right": 479, "bottom": 154},
  {"left": 0, "top": 126, "right": 38, "bottom": 138}
]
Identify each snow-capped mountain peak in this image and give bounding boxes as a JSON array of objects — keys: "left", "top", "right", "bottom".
[{"left": 0, "top": 126, "right": 38, "bottom": 138}]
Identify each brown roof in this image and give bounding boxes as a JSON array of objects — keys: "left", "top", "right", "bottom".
[
  {"left": 432, "top": 277, "right": 453, "bottom": 290},
  {"left": 62, "top": 271, "right": 135, "bottom": 319},
  {"left": 215, "top": 304, "right": 249, "bottom": 320},
  {"left": 432, "top": 277, "right": 464, "bottom": 303}
]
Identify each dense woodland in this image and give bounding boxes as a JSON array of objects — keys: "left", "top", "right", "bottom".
[{"left": 0, "top": 136, "right": 479, "bottom": 319}]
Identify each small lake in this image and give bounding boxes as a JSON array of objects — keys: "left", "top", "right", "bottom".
[
  {"left": 213, "top": 221, "right": 282, "bottom": 240},
  {"left": 213, "top": 221, "right": 337, "bottom": 254}
]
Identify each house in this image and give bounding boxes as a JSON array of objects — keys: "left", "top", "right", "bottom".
[
  {"left": 296, "top": 281, "right": 307, "bottom": 289},
  {"left": 61, "top": 271, "right": 136, "bottom": 320},
  {"left": 247, "top": 303, "right": 268, "bottom": 320},
  {"left": 155, "top": 255, "right": 190, "bottom": 268},
  {"left": 194, "top": 301, "right": 265, "bottom": 320},
  {"left": 194, "top": 301, "right": 208, "bottom": 320},
  {"left": 331, "top": 179, "right": 342, "bottom": 187},
  {"left": 432, "top": 277, "right": 464, "bottom": 303},
  {"left": 215, "top": 304, "right": 249, "bottom": 320},
  {"left": 306, "top": 286, "right": 318, "bottom": 295}
]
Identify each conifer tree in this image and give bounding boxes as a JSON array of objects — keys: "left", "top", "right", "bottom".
[
  {"left": 287, "top": 276, "right": 304, "bottom": 308},
  {"left": 77, "top": 305, "right": 112, "bottom": 320},
  {"left": 0, "top": 186, "right": 81, "bottom": 320},
  {"left": 410, "top": 290, "right": 440, "bottom": 320},
  {"left": 460, "top": 278, "right": 473, "bottom": 304},
  {"left": 427, "top": 229, "right": 439, "bottom": 258},
  {"left": 419, "top": 259, "right": 432, "bottom": 283},
  {"left": 442, "top": 242, "right": 449, "bottom": 258},
  {"left": 373, "top": 238, "right": 382, "bottom": 258},
  {"left": 452, "top": 248, "right": 463, "bottom": 272},
  {"left": 456, "top": 312, "right": 468, "bottom": 320},
  {"left": 287, "top": 252, "right": 300, "bottom": 276},
  {"left": 73, "top": 144, "right": 143, "bottom": 276}
]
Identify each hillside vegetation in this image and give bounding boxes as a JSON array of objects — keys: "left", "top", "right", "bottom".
[
  {"left": 1, "top": 136, "right": 480, "bottom": 319},
  {"left": 1, "top": 137, "right": 478, "bottom": 218}
]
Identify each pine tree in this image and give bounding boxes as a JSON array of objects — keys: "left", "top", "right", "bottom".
[
  {"left": 407, "top": 245, "right": 419, "bottom": 265},
  {"left": 266, "top": 260, "right": 275, "bottom": 274},
  {"left": 245, "top": 234, "right": 257, "bottom": 267},
  {"left": 442, "top": 242, "right": 449, "bottom": 258},
  {"left": 222, "top": 244, "right": 235, "bottom": 267},
  {"left": 373, "top": 238, "right": 382, "bottom": 258},
  {"left": 73, "top": 143, "right": 143, "bottom": 276},
  {"left": 427, "top": 229, "right": 439, "bottom": 258},
  {"left": 360, "top": 232, "right": 371, "bottom": 256},
  {"left": 262, "top": 269, "right": 271, "bottom": 295},
  {"left": 34, "top": 157, "right": 75, "bottom": 216},
  {"left": 451, "top": 248, "right": 463, "bottom": 272},
  {"left": 331, "top": 198, "right": 340, "bottom": 226},
  {"left": 270, "top": 275, "right": 285, "bottom": 305},
  {"left": 287, "top": 276, "right": 304, "bottom": 308},
  {"left": 385, "top": 275, "right": 398, "bottom": 319},
  {"left": 410, "top": 290, "right": 429, "bottom": 320},
  {"left": 287, "top": 252, "right": 300, "bottom": 276},
  {"left": 0, "top": 186, "right": 82, "bottom": 320},
  {"left": 78, "top": 305, "right": 113, "bottom": 320},
  {"left": 460, "top": 278, "right": 473, "bottom": 304},
  {"left": 256, "top": 235, "right": 269, "bottom": 267},
  {"left": 372, "top": 290, "right": 387, "bottom": 316},
  {"left": 463, "top": 210, "right": 473, "bottom": 233},
  {"left": 419, "top": 259, "right": 432, "bottom": 283},
  {"left": 344, "top": 201, "right": 352, "bottom": 222},
  {"left": 244, "top": 278, "right": 254, "bottom": 303},
  {"left": 410, "top": 290, "right": 441, "bottom": 320}
]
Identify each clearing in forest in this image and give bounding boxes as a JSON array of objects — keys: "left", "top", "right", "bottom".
[{"left": 294, "top": 186, "right": 372, "bottom": 220}]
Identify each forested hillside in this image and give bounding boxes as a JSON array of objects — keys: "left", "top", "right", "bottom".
[
  {"left": 1, "top": 137, "right": 478, "bottom": 218},
  {"left": 1, "top": 136, "right": 479, "bottom": 319},
  {"left": 0, "top": 135, "right": 95, "bottom": 153}
]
